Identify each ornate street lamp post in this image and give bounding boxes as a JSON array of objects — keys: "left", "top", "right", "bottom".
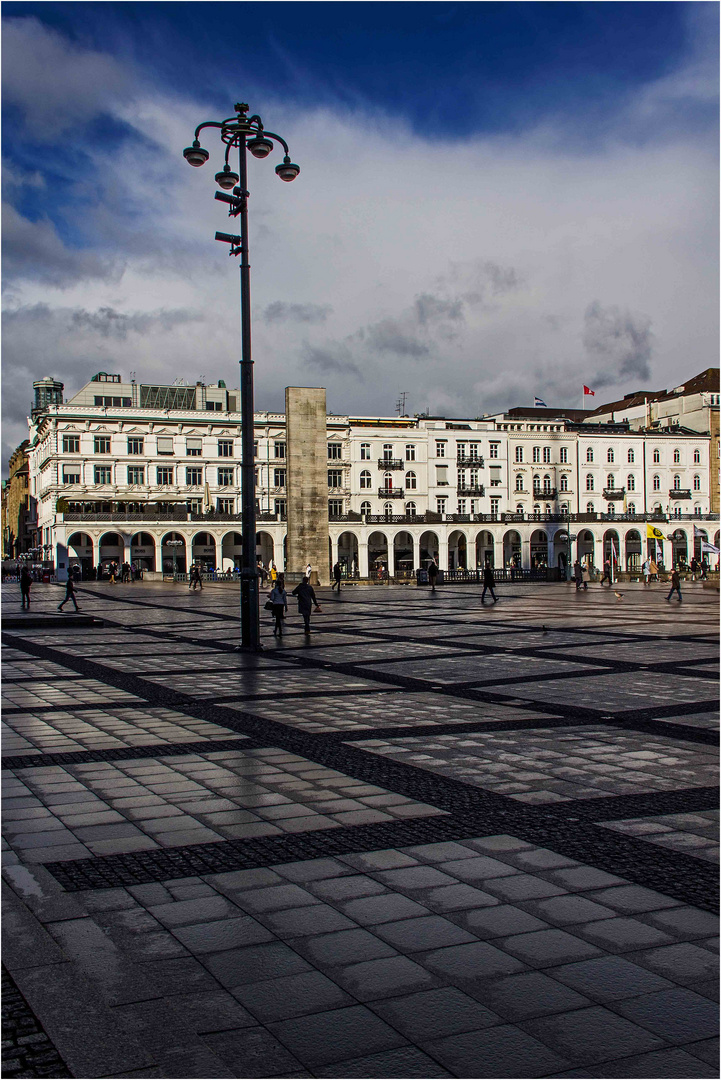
[{"left": 183, "top": 103, "right": 299, "bottom": 650}]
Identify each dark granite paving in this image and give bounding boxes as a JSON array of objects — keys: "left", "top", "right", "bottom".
[{"left": 2, "top": 580, "right": 718, "bottom": 1078}]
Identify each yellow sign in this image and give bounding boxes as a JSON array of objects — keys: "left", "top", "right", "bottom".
[{"left": 646, "top": 524, "right": 665, "bottom": 540}]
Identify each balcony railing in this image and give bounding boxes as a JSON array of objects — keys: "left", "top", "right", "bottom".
[
  {"left": 457, "top": 485, "right": 485, "bottom": 496},
  {"left": 532, "top": 488, "right": 558, "bottom": 499},
  {"left": 603, "top": 488, "right": 626, "bottom": 500},
  {"left": 669, "top": 489, "right": 692, "bottom": 499},
  {"left": 378, "top": 458, "right": 404, "bottom": 470},
  {"left": 456, "top": 455, "right": 485, "bottom": 467},
  {"left": 377, "top": 487, "right": 404, "bottom": 498}
]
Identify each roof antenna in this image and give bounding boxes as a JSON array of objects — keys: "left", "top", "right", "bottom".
[{"left": 396, "top": 391, "right": 408, "bottom": 417}]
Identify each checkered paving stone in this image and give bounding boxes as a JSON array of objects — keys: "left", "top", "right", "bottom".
[
  {"left": 2, "top": 706, "right": 238, "bottom": 755},
  {"left": 1, "top": 580, "right": 718, "bottom": 1079},
  {"left": 356, "top": 727, "right": 719, "bottom": 804},
  {"left": 602, "top": 810, "right": 719, "bottom": 864}
]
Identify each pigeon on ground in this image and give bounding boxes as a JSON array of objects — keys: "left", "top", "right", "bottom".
[{"left": 614, "top": 591, "right": 624, "bottom": 600}]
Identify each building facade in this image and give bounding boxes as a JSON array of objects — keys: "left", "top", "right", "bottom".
[
  {"left": 1, "top": 441, "right": 37, "bottom": 559},
  {"left": 24, "top": 373, "right": 720, "bottom": 581}
]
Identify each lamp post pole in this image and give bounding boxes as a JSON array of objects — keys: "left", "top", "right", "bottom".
[{"left": 183, "top": 103, "right": 299, "bottom": 650}]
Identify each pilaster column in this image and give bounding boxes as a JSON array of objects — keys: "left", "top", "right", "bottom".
[
  {"left": 521, "top": 538, "right": 531, "bottom": 569},
  {"left": 493, "top": 535, "right": 504, "bottom": 569},
  {"left": 387, "top": 540, "right": 395, "bottom": 578},
  {"left": 438, "top": 535, "right": 449, "bottom": 571},
  {"left": 358, "top": 540, "right": 369, "bottom": 578},
  {"left": 412, "top": 534, "right": 420, "bottom": 570}
]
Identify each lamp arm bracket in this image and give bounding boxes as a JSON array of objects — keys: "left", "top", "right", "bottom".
[
  {"left": 260, "top": 130, "right": 290, "bottom": 154},
  {"left": 194, "top": 121, "right": 225, "bottom": 139}
]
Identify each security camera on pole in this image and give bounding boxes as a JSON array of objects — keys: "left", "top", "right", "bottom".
[{"left": 183, "top": 104, "right": 300, "bottom": 650}]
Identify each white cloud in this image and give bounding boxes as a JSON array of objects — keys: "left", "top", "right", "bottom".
[{"left": 2, "top": 7, "right": 717, "bottom": 453}]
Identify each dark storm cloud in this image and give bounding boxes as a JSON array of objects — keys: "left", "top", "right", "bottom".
[
  {"left": 364, "top": 318, "right": 430, "bottom": 357},
  {"left": 262, "top": 301, "right": 333, "bottom": 324},
  {"left": 70, "top": 306, "right": 202, "bottom": 338},
  {"left": 583, "top": 300, "right": 653, "bottom": 387},
  {"left": 413, "top": 294, "right": 464, "bottom": 326},
  {"left": 303, "top": 343, "right": 361, "bottom": 377},
  {"left": 442, "top": 259, "right": 521, "bottom": 306},
  {"left": 2, "top": 205, "right": 122, "bottom": 290}
]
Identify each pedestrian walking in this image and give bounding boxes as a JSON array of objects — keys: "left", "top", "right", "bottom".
[
  {"left": 108, "top": 562, "right": 117, "bottom": 584},
  {"left": 599, "top": 559, "right": 612, "bottom": 586},
  {"left": 189, "top": 564, "right": 203, "bottom": 590},
  {"left": 649, "top": 558, "right": 658, "bottom": 582},
  {"left": 20, "top": 566, "right": 32, "bottom": 609},
  {"left": 481, "top": 561, "right": 497, "bottom": 604},
  {"left": 268, "top": 580, "right": 288, "bottom": 636},
  {"left": 270, "top": 564, "right": 278, "bottom": 585},
  {"left": 305, "top": 563, "right": 312, "bottom": 581},
  {"left": 701, "top": 558, "right": 709, "bottom": 580},
  {"left": 428, "top": 558, "right": 439, "bottom": 592},
  {"left": 573, "top": 560, "right": 584, "bottom": 591},
  {"left": 292, "top": 576, "right": 321, "bottom": 633},
  {"left": 332, "top": 562, "right": 342, "bottom": 592},
  {"left": 58, "top": 575, "right": 80, "bottom": 612},
  {"left": 666, "top": 569, "right": 683, "bottom": 602}
]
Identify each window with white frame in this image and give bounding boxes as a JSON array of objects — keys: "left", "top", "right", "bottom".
[
  {"left": 560, "top": 475, "right": 568, "bottom": 491},
  {"left": 673, "top": 474, "right": 681, "bottom": 489},
  {"left": 217, "top": 497, "right": 234, "bottom": 513},
  {"left": 607, "top": 448, "right": 614, "bottom": 463},
  {"left": 559, "top": 446, "right": 568, "bottom": 463},
  {"left": 127, "top": 466, "right": 145, "bottom": 485},
  {"left": 586, "top": 502, "right": 595, "bottom": 513},
  {"left": 360, "top": 443, "right": 371, "bottom": 460},
  {"left": 382, "top": 443, "right": 394, "bottom": 462},
  {"left": 490, "top": 497, "right": 500, "bottom": 514},
  {"left": 694, "top": 449, "right": 701, "bottom": 464},
  {"left": 328, "top": 443, "right": 342, "bottom": 459},
  {"left": 127, "top": 437, "right": 144, "bottom": 455},
  {"left": 694, "top": 504, "right": 702, "bottom": 515},
  {"left": 383, "top": 502, "right": 393, "bottom": 516},
  {"left": 533, "top": 446, "right": 541, "bottom": 463},
  {"left": 469, "top": 442, "right": 481, "bottom": 460},
  {"left": 360, "top": 470, "right": 372, "bottom": 489},
  {"left": 515, "top": 475, "right": 524, "bottom": 491},
  {"left": 274, "top": 441, "right": 286, "bottom": 458},
  {"left": 328, "top": 499, "right": 343, "bottom": 518},
  {"left": 62, "top": 467, "right": 81, "bottom": 484},
  {"left": 383, "top": 471, "right": 394, "bottom": 490},
  {"left": 586, "top": 474, "right": 594, "bottom": 491},
  {"left": 274, "top": 468, "right": 286, "bottom": 487},
  {"left": 436, "top": 465, "right": 449, "bottom": 485},
  {"left": 94, "top": 436, "right": 111, "bottom": 454},
  {"left": 653, "top": 448, "right": 660, "bottom": 463},
  {"left": 586, "top": 447, "right": 594, "bottom": 462},
  {"left": 62, "top": 435, "right": 80, "bottom": 453},
  {"left": 607, "top": 474, "right": 615, "bottom": 488},
  {"left": 693, "top": 474, "right": 701, "bottom": 490},
  {"left": 405, "top": 444, "right": 416, "bottom": 461},
  {"left": 543, "top": 474, "right": 551, "bottom": 492},
  {"left": 218, "top": 467, "right": 234, "bottom": 486},
  {"left": 405, "top": 471, "right": 417, "bottom": 489},
  {"left": 360, "top": 501, "right": 371, "bottom": 515},
  {"left": 406, "top": 502, "right": 417, "bottom": 516},
  {"left": 543, "top": 447, "right": 551, "bottom": 463},
  {"left": 627, "top": 474, "right": 635, "bottom": 491},
  {"left": 435, "top": 441, "right": 446, "bottom": 457},
  {"left": 457, "top": 500, "right": 467, "bottom": 514},
  {"left": 653, "top": 474, "right": 661, "bottom": 490},
  {"left": 673, "top": 449, "right": 680, "bottom": 464},
  {"left": 157, "top": 437, "right": 174, "bottom": 455},
  {"left": 489, "top": 442, "right": 499, "bottom": 458},
  {"left": 186, "top": 437, "right": 202, "bottom": 457},
  {"left": 94, "top": 465, "right": 112, "bottom": 484},
  {"left": 627, "top": 502, "right": 636, "bottom": 514},
  {"left": 218, "top": 440, "right": 233, "bottom": 458},
  {"left": 328, "top": 469, "right": 343, "bottom": 488},
  {"left": 157, "top": 466, "right": 174, "bottom": 485},
  {"left": 533, "top": 474, "right": 541, "bottom": 492},
  {"left": 628, "top": 448, "right": 635, "bottom": 463},
  {"left": 436, "top": 497, "right": 447, "bottom": 514},
  {"left": 515, "top": 446, "right": 523, "bottom": 462},
  {"left": 186, "top": 467, "right": 203, "bottom": 485}
]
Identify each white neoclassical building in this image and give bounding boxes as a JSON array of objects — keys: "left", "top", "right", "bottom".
[{"left": 25, "top": 372, "right": 719, "bottom": 582}]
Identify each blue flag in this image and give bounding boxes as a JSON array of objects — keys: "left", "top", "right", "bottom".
[{"left": 534, "top": 396, "right": 547, "bottom": 407}]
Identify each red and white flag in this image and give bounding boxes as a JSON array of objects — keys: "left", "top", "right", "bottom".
[{"left": 583, "top": 385, "right": 595, "bottom": 396}]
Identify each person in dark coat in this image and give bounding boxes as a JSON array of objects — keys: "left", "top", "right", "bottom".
[
  {"left": 58, "top": 575, "right": 80, "bottom": 612},
  {"left": 481, "top": 561, "right": 497, "bottom": 604},
  {"left": 292, "top": 577, "right": 321, "bottom": 633},
  {"left": 599, "top": 559, "right": 612, "bottom": 586},
  {"left": 332, "top": 562, "right": 342, "bottom": 592},
  {"left": 428, "top": 558, "right": 439, "bottom": 592},
  {"left": 666, "top": 569, "right": 683, "bottom": 602},
  {"left": 573, "top": 560, "right": 586, "bottom": 590},
  {"left": 20, "top": 567, "right": 32, "bottom": 609}
]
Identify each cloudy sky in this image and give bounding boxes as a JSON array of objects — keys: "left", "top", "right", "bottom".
[{"left": 2, "top": 2, "right": 718, "bottom": 467}]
